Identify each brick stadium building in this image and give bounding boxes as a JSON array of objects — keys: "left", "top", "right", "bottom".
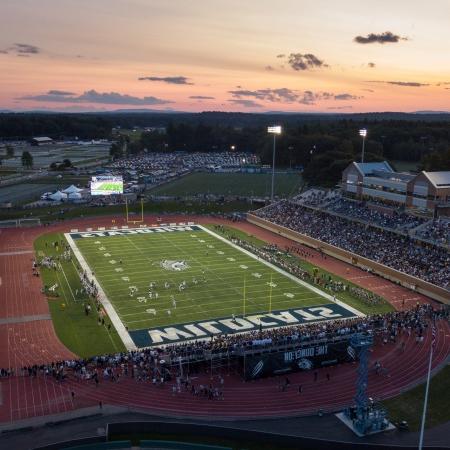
[{"left": 341, "top": 161, "right": 450, "bottom": 216}]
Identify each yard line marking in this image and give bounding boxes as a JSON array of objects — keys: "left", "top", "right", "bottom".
[
  {"left": 199, "top": 224, "right": 365, "bottom": 318},
  {"left": 58, "top": 262, "right": 76, "bottom": 303},
  {"left": 64, "top": 232, "right": 136, "bottom": 351}
]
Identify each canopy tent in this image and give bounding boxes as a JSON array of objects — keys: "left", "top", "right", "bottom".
[
  {"left": 62, "top": 184, "right": 83, "bottom": 194},
  {"left": 48, "top": 191, "right": 67, "bottom": 201},
  {"left": 68, "top": 192, "right": 82, "bottom": 200}
]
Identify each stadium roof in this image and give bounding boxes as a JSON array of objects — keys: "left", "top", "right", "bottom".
[
  {"left": 423, "top": 171, "right": 450, "bottom": 188},
  {"left": 372, "top": 170, "right": 415, "bottom": 182},
  {"left": 353, "top": 161, "right": 394, "bottom": 176},
  {"left": 32, "top": 136, "right": 53, "bottom": 142}
]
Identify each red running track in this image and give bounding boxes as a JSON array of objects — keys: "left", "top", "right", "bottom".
[{"left": 0, "top": 215, "right": 448, "bottom": 424}]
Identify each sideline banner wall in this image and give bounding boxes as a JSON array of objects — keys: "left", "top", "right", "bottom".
[{"left": 243, "top": 339, "right": 356, "bottom": 380}]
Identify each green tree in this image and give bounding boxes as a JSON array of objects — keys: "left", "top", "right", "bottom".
[
  {"left": 109, "top": 142, "right": 123, "bottom": 160},
  {"left": 421, "top": 147, "right": 450, "bottom": 171},
  {"left": 21, "top": 151, "right": 33, "bottom": 168}
]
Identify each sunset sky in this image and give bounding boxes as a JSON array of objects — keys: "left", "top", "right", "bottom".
[{"left": 1, "top": 0, "right": 449, "bottom": 113}]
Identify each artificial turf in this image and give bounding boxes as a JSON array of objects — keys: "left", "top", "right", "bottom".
[
  {"left": 70, "top": 225, "right": 331, "bottom": 332},
  {"left": 34, "top": 232, "right": 126, "bottom": 357}
]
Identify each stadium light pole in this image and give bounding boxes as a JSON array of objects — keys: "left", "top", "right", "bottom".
[
  {"left": 268, "top": 125, "right": 282, "bottom": 201},
  {"left": 359, "top": 129, "right": 367, "bottom": 163}
]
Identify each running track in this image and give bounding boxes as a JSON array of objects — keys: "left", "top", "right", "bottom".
[{"left": 0, "top": 215, "right": 448, "bottom": 424}]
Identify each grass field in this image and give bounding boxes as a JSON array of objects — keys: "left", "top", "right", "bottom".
[
  {"left": 383, "top": 365, "right": 450, "bottom": 430},
  {"left": 34, "top": 232, "right": 126, "bottom": 357},
  {"left": 39, "top": 221, "right": 392, "bottom": 356},
  {"left": 150, "top": 172, "right": 303, "bottom": 197},
  {"left": 0, "top": 199, "right": 252, "bottom": 222},
  {"left": 70, "top": 226, "right": 335, "bottom": 336},
  {"left": 208, "top": 225, "right": 394, "bottom": 316}
]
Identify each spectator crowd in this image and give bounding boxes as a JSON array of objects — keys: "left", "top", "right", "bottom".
[
  {"left": 255, "top": 201, "right": 450, "bottom": 290},
  {"left": 0, "top": 304, "right": 445, "bottom": 384},
  {"left": 325, "top": 198, "right": 426, "bottom": 231},
  {"left": 414, "top": 219, "right": 450, "bottom": 247}
]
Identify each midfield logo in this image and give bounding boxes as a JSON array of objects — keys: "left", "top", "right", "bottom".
[
  {"left": 129, "top": 303, "right": 357, "bottom": 347},
  {"left": 160, "top": 259, "right": 190, "bottom": 271}
]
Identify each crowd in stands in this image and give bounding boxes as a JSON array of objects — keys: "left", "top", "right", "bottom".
[
  {"left": 294, "top": 190, "right": 330, "bottom": 207},
  {"left": 325, "top": 198, "right": 426, "bottom": 231},
  {"left": 255, "top": 201, "right": 450, "bottom": 290},
  {"left": 414, "top": 219, "right": 450, "bottom": 247},
  {"left": 294, "top": 190, "right": 427, "bottom": 233},
  {"left": 1, "top": 304, "right": 444, "bottom": 384}
]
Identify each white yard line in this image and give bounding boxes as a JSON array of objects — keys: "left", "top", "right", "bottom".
[
  {"left": 198, "top": 224, "right": 365, "bottom": 318},
  {"left": 66, "top": 224, "right": 364, "bottom": 349},
  {"left": 64, "top": 233, "right": 137, "bottom": 351},
  {"left": 58, "top": 263, "right": 76, "bottom": 303}
]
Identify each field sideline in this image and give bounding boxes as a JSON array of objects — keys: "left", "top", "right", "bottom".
[{"left": 66, "top": 224, "right": 362, "bottom": 349}]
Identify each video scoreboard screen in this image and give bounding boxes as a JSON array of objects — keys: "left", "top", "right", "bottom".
[{"left": 90, "top": 176, "right": 123, "bottom": 196}]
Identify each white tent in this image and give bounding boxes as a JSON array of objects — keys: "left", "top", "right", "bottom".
[
  {"left": 48, "top": 191, "right": 67, "bottom": 201},
  {"left": 68, "top": 192, "right": 82, "bottom": 200},
  {"left": 63, "top": 184, "right": 83, "bottom": 194}
]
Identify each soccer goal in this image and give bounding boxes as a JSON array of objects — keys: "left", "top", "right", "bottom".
[{"left": 0, "top": 218, "right": 41, "bottom": 228}]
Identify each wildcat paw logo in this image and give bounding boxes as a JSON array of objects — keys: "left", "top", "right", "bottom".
[
  {"left": 297, "top": 358, "right": 313, "bottom": 370},
  {"left": 160, "top": 259, "right": 190, "bottom": 271}
]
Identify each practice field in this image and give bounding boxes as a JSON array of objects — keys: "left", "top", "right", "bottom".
[
  {"left": 67, "top": 225, "right": 360, "bottom": 348},
  {"left": 150, "top": 172, "right": 303, "bottom": 197}
]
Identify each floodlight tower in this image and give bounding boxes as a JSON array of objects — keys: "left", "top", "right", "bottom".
[
  {"left": 359, "top": 129, "right": 367, "bottom": 163},
  {"left": 267, "top": 125, "right": 282, "bottom": 201}
]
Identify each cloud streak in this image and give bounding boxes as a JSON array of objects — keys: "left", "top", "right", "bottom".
[
  {"left": 354, "top": 32, "right": 407, "bottom": 44},
  {"left": 138, "top": 76, "right": 193, "bottom": 85},
  {"left": 47, "top": 90, "right": 76, "bottom": 96},
  {"left": 18, "top": 89, "right": 173, "bottom": 105},
  {"left": 334, "top": 93, "right": 361, "bottom": 100},
  {"left": 229, "top": 88, "right": 360, "bottom": 105},
  {"left": 228, "top": 99, "right": 263, "bottom": 108},
  {"left": 368, "top": 80, "right": 429, "bottom": 87},
  {"left": 1, "top": 43, "right": 41, "bottom": 55},
  {"left": 287, "top": 53, "right": 328, "bottom": 71},
  {"left": 189, "top": 95, "right": 215, "bottom": 100}
]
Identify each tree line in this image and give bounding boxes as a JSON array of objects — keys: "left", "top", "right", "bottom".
[
  {"left": 111, "top": 120, "right": 450, "bottom": 186},
  {"left": 1, "top": 112, "right": 449, "bottom": 185}
]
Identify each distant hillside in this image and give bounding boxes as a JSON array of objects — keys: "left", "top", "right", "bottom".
[{"left": 1, "top": 111, "right": 450, "bottom": 140}]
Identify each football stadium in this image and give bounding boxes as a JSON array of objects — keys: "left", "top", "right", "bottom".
[{"left": 1, "top": 2, "right": 450, "bottom": 448}]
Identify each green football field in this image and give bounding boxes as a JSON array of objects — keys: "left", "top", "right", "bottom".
[
  {"left": 149, "top": 172, "right": 303, "bottom": 197},
  {"left": 67, "top": 225, "right": 359, "bottom": 347}
]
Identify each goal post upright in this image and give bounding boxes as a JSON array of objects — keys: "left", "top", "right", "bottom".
[{"left": 124, "top": 197, "right": 144, "bottom": 224}]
